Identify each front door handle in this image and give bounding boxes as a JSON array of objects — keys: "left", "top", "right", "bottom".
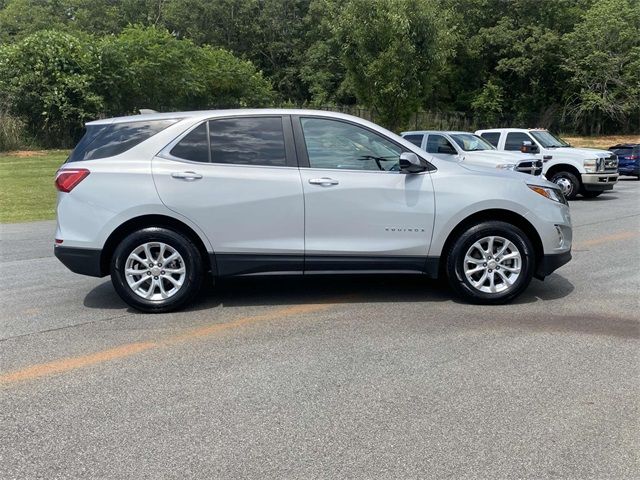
[
  {"left": 171, "top": 171, "right": 203, "bottom": 181},
  {"left": 308, "top": 177, "right": 339, "bottom": 186}
]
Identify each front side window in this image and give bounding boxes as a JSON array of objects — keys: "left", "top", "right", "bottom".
[
  {"left": 505, "top": 132, "right": 534, "bottom": 151},
  {"left": 300, "top": 117, "right": 401, "bottom": 171},
  {"left": 170, "top": 123, "right": 209, "bottom": 162},
  {"left": 68, "top": 119, "right": 178, "bottom": 162},
  {"left": 403, "top": 134, "right": 424, "bottom": 147},
  {"left": 425, "top": 134, "right": 457, "bottom": 155},
  {"left": 450, "top": 133, "right": 495, "bottom": 152},
  {"left": 480, "top": 132, "right": 500, "bottom": 147},
  {"left": 209, "top": 117, "right": 286, "bottom": 167}
]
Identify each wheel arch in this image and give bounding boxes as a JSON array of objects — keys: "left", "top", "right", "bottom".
[
  {"left": 100, "top": 214, "right": 214, "bottom": 276},
  {"left": 439, "top": 208, "right": 543, "bottom": 276},
  {"left": 545, "top": 163, "right": 581, "bottom": 181}
]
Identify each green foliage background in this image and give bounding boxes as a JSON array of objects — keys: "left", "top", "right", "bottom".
[{"left": 0, "top": 0, "right": 638, "bottom": 147}]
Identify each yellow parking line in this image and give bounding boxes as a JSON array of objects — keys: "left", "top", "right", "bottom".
[
  {"left": 0, "top": 303, "right": 334, "bottom": 385},
  {"left": 578, "top": 231, "right": 638, "bottom": 248}
]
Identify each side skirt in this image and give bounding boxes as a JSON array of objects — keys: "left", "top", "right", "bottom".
[{"left": 212, "top": 254, "right": 440, "bottom": 279}]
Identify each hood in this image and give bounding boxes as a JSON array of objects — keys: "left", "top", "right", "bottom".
[
  {"left": 462, "top": 149, "right": 539, "bottom": 165},
  {"left": 545, "top": 147, "right": 613, "bottom": 159}
]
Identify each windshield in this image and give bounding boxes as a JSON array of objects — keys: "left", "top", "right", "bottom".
[
  {"left": 449, "top": 133, "right": 496, "bottom": 151},
  {"left": 530, "top": 130, "right": 570, "bottom": 148}
]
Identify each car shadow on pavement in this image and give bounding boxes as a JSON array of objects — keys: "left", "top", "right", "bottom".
[{"left": 83, "top": 272, "right": 575, "bottom": 312}]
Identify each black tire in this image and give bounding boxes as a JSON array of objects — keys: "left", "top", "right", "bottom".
[
  {"left": 445, "top": 221, "right": 535, "bottom": 304},
  {"left": 581, "top": 190, "right": 603, "bottom": 198},
  {"left": 549, "top": 171, "right": 580, "bottom": 200},
  {"left": 110, "top": 227, "right": 204, "bottom": 313}
]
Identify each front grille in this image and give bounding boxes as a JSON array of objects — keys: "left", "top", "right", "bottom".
[
  {"left": 604, "top": 154, "right": 618, "bottom": 172},
  {"left": 516, "top": 159, "right": 543, "bottom": 176}
]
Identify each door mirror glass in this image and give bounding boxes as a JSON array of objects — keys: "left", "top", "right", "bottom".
[
  {"left": 437, "top": 144, "right": 457, "bottom": 155},
  {"left": 399, "top": 152, "right": 426, "bottom": 173},
  {"left": 520, "top": 141, "right": 540, "bottom": 154}
]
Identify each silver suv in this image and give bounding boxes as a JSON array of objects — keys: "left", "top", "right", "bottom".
[{"left": 54, "top": 109, "right": 572, "bottom": 312}]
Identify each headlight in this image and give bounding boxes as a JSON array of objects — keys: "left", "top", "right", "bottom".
[
  {"left": 496, "top": 163, "right": 516, "bottom": 170},
  {"left": 528, "top": 185, "right": 568, "bottom": 205},
  {"left": 584, "top": 158, "right": 604, "bottom": 173}
]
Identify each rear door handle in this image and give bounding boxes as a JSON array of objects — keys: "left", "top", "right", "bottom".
[
  {"left": 171, "top": 171, "right": 203, "bottom": 181},
  {"left": 308, "top": 177, "right": 339, "bottom": 186}
]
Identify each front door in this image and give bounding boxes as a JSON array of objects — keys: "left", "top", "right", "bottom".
[
  {"left": 152, "top": 115, "right": 304, "bottom": 276},
  {"left": 293, "top": 116, "right": 435, "bottom": 272}
]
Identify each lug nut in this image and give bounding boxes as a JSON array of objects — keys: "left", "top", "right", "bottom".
[
  {"left": 148, "top": 263, "right": 153, "bottom": 268},
  {"left": 158, "top": 263, "right": 162, "bottom": 267},
  {"left": 161, "top": 271, "right": 165, "bottom": 275},
  {"left": 483, "top": 263, "right": 487, "bottom": 266},
  {"left": 154, "top": 276, "right": 158, "bottom": 279},
  {"left": 488, "top": 269, "right": 492, "bottom": 273},
  {"left": 147, "top": 271, "right": 151, "bottom": 276}
]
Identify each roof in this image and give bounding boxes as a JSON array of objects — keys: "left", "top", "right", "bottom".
[
  {"left": 609, "top": 143, "right": 640, "bottom": 148},
  {"left": 85, "top": 108, "right": 370, "bottom": 126},
  {"left": 401, "top": 130, "right": 471, "bottom": 135}
]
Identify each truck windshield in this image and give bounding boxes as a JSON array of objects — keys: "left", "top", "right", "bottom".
[
  {"left": 530, "top": 130, "right": 570, "bottom": 148},
  {"left": 449, "top": 133, "right": 496, "bottom": 151}
]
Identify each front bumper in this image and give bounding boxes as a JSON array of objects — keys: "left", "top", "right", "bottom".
[
  {"left": 581, "top": 172, "right": 619, "bottom": 191},
  {"left": 535, "top": 250, "right": 572, "bottom": 279},
  {"left": 54, "top": 246, "right": 104, "bottom": 277}
]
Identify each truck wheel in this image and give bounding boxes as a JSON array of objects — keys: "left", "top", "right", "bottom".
[
  {"left": 581, "top": 191, "right": 603, "bottom": 198},
  {"left": 110, "top": 227, "right": 203, "bottom": 313},
  {"left": 446, "top": 221, "right": 534, "bottom": 304},
  {"left": 549, "top": 171, "right": 580, "bottom": 200}
]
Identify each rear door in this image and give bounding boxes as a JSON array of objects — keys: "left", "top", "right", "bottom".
[{"left": 152, "top": 115, "right": 304, "bottom": 276}]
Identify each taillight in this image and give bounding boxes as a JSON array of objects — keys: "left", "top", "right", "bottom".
[{"left": 55, "top": 168, "right": 90, "bottom": 192}]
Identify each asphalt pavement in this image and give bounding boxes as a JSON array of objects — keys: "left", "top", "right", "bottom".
[{"left": 1, "top": 178, "right": 639, "bottom": 479}]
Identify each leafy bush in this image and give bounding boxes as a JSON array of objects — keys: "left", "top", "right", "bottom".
[
  {"left": 0, "top": 30, "right": 103, "bottom": 147},
  {"left": 97, "top": 26, "right": 275, "bottom": 114}
]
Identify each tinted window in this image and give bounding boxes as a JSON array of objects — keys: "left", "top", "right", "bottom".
[
  {"left": 403, "top": 134, "right": 424, "bottom": 147},
  {"left": 170, "top": 123, "right": 209, "bottom": 162},
  {"left": 426, "top": 134, "right": 456, "bottom": 154},
  {"left": 480, "top": 132, "right": 500, "bottom": 147},
  {"left": 301, "top": 117, "right": 401, "bottom": 171},
  {"left": 68, "top": 120, "right": 177, "bottom": 162},
  {"left": 505, "top": 132, "right": 533, "bottom": 151},
  {"left": 209, "top": 117, "right": 286, "bottom": 166},
  {"left": 450, "top": 133, "right": 495, "bottom": 151}
]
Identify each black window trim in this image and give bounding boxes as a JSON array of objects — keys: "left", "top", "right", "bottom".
[
  {"left": 158, "top": 114, "right": 297, "bottom": 168},
  {"left": 291, "top": 115, "right": 436, "bottom": 173}
]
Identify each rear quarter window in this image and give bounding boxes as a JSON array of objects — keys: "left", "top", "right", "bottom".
[{"left": 67, "top": 119, "right": 178, "bottom": 162}]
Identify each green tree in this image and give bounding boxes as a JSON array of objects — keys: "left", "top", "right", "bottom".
[
  {"left": 0, "top": 30, "right": 103, "bottom": 146},
  {"left": 98, "top": 25, "right": 275, "bottom": 113},
  {"left": 563, "top": 0, "right": 640, "bottom": 134},
  {"left": 335, "top": 0, "right": 452, "bottom": 130}
]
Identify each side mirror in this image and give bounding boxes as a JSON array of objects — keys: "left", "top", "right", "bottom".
[
  {"left": 437, "top": 145, "right": 457, "bottom": 155},
  {"left": 399, "top": 152, "right": 427, "bottom": 173},
  {"left": 520, "top": 141, "right": 539, "bottom": 154}
]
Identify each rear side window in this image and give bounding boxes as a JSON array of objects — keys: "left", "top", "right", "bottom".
[
  {"left": 480, "top": 132, "right": 500, "bottom": 147},
  {"left": 170, "top": 123, "right": 209, "bottom": 163},
  {"left": 68, "top": 120, "right": 177, "bottom": 162},
  {"left": 403, "top": 134, "right": 424, "bottom": 147},
  {"left": 209, "top": 117, "right": 286, "bottom": 166},
  {"left": 505, "top": 132, "right": 533, "bottom": 151}
]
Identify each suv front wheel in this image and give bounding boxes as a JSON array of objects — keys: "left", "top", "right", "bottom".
[
  {"left": 111, "top": 227, "right": 204, "bottom": 313},
  {"left": 446, "top": 221, "right": 534, "bottom": 304}
]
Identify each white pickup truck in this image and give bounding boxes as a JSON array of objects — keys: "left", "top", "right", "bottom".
[
  {"left": 401, "top": 130, "right": 543, "bottom": 177},
  {"left": 475, "top": 128, "right": 618, "bottom": 199}
]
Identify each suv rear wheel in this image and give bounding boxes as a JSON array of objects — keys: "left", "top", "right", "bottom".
[
  {"left": 111, "top": 227, "right": 203, "bottom": 313},
  {"left": 446, "top": 221, "right": 534, "bottom": 304}
]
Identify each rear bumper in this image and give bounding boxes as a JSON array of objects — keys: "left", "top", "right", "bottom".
[
  {"left": 54, "top": 246, "right": 105, "bottom": 277},
  {"left": 581, "top": 172, "right": 618, "bottom": 191},
  {"left": 535, "top": 250, "right": 572, "bottom": 279}
]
